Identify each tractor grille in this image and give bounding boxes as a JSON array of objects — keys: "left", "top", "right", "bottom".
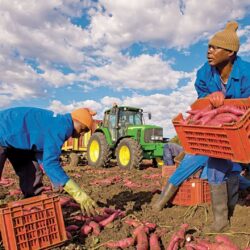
[{"left": 144, "top": 128, "right": 163, "bottom": 143}]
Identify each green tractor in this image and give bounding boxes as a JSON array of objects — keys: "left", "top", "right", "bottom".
[{"left": 87, "top": 104, "right": 166, "bottom": 169}]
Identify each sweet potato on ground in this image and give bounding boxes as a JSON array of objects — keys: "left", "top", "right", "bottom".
[{"left": 104, "top": 237, "right": 135, "bottom": 249}]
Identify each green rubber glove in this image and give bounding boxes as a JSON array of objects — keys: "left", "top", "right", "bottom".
[{"left": 64, "top": 179, "right": 98, "bottom": 216}]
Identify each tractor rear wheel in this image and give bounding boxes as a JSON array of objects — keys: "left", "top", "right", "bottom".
[
  {"left": 87, "top": 132, "right": 112, "bottom": 168},
  {"left": 116, "top": 138, "right": 143, "bottom": 170}
]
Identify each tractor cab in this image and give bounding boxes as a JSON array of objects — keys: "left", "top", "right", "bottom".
[{"left": 102, "top": 104, "right": 144, "bottom": 141}]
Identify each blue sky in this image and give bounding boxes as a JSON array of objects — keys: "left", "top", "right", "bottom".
[{"left": 0, "top": 0, "right": 250, "bottom": 137}]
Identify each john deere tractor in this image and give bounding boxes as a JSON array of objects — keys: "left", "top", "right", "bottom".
[{"left": 87, "top": 104, "right": 165, "bottom": 169}]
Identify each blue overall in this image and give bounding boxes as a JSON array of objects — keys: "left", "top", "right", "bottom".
[
  {"left": 168, "top": 154, "right": 250, "bottom": 190},
  {"left": 0, "top": 107, "right": 73, "bottom": 188},
  {"left": 169, "top": 154, "right": 208, "bottom": 186},
  {"left": 194, "top": 56, "right": 250, "bottom": 184}
]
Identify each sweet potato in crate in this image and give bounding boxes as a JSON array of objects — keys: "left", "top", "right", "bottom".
[
  {"left": 162, "top": 165, "right": 211, "bottom": 206},
  {"left": 172, "top": 98, "right": 250, "bottom": 163},
  {"left": 0, "top": 194, "right": 67, "bottom": 250}
]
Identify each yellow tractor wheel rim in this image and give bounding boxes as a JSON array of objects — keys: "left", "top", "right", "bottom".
[
  {"left": 119, "top": 145, "right": 130, "bottom": 166},
  {"left": 89, "top": 140, "right": 100, "bottom": 162},
  {"left": 155, "top": 157, "right": 164, "bottom": 167}
]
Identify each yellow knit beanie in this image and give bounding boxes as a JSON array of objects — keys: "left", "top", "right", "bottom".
[{"left": 209, "top": 21, "right": 240, "bottom": 52}]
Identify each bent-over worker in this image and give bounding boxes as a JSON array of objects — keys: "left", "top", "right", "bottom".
[{"left": 0, "top": 107, "right": 98, "bottom": 216}]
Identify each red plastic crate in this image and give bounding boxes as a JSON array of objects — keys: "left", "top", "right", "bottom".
[
  {"left": 171, "top": 178, "right": 211, "bottom": 206},
  {"left": 172, "top": 98, "right": 250, "bottom": 163},
  {"left": 161, "top": 165, "right": 177, "bottom": 187},
  {"left": 161, "top": 165, "right": 211, "bottom": 206},
  {"left": 0, "top": 194, "right": 67, "bottom": 250}
]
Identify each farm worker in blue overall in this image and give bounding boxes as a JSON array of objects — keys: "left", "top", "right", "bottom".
[
  {"left": 194, "top": 21, "right": 250, "bottom": 232},
  {"left": 0, "top": 107, "right": 98, "bottom": 216}
]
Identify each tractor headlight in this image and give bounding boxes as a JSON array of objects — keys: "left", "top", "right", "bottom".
[{"left": 150, "top": 135, "right": 163, "bottom": 141}]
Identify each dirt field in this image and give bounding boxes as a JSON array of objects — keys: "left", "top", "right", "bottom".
[{"left": 0, "top": 161, "right": 249, "bottom": 250}]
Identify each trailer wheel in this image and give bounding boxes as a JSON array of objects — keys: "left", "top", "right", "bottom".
[
  {"left": 87, "top": 132, "right": 112, "bottom": 168},
  {"left": 69, "top": 152, "right": 79, "bottom": 168},
  {"left": 116, "top": 138, "right": 143, "bottom": 170}
]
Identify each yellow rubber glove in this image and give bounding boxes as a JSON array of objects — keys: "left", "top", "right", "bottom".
[{"left": 64, "top": 179, "right": 98, "bottom": 216}]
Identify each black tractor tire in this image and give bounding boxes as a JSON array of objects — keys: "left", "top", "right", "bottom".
[
  {"left": 69, "top": 152, "right": 79, "bottom": 168},
  {"left": 87, "top": 132, "right": 112, "bottom": 168},
  {"left": 115, "top": 138, "right": 143, "bottom": 170}
]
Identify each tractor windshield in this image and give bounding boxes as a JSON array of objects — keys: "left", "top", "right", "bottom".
[{"left": 119, "top": 109, "right": 143, "bottom": 126}]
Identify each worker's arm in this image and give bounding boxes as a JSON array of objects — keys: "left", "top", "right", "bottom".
[{"left": 42, "top": 133, "right": 98, "bottom": 216}]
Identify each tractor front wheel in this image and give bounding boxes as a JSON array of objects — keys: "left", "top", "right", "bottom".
[
  {"left": 116, "top": 138, "right": 143, "bottom": 170},
  {"left": 87, "top": 132, "right": 111, "bottom": 168}
]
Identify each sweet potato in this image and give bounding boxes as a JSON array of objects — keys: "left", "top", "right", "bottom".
[
  {"left": 198, "top": 113, "right": 216, "bottom": 125},
  {"left": 186, "top": 109, "right": 200, "bottom": 115},
  {"left": 92, "top": 214, "right": 110, "bottom": 222},
  {"left": 72, "top": 214, "right": 86, "bottom": 221},
  {"left": 143, "top": 222, "right": 157, "bottom": 231},
  {"left": 80, "top": 224, "right": 92, "bottom": 236},
  {"left": 59, "top": 196, "right": 72, "bottom": 207},
  {"left": 166, "top": 235, "right": 180, "bottom": 250},
  {"left": 89, "top": 221, "right": 101, "bottom": 236},
  {"left": 215, "top": 235, "right": 240, "bottom": 250},
  {"left": 66, "top": 231, "right": 72, "bottom": 240},
  {"left": 133, "top": 225, "right": 149, "bottom": 250},
  {"left": 9, "top": 189, "right": 22, "bottom": 195},
  {"left": 201, "top": 109, "right": 218, "bottom": 118},
  {"left": 196, "top": 238, "right": 213, "bottom": 248},
  {"left": 185, "top": 242, "right": 208, "bottom": 250},
  {"left": 192, "top": 105, "right": 213, "bottom": 121},
  {"left": 104, "top": 237, "right": 135, "bottom": 249},
  {"left": 166, "top": 223, "right": 189, "bottom": 250},
  {"left": 124, "top": 218, "right": 142, "bottom": 228},
  {"left": 99, "top": 211, "right": 120, "bottom": 227},
  {"left": 66, "top": 201, "right": 81, "bottom": 208},
  {"left": 149, "top": 233, "right": 161, "bottom": 250},
  {"left": 103, "top": 207, "right": 117, "bottom": 214},
  {"left": 66, "top": 225, "right": 79, "bottom": 232},
  {"left": 216, "top": 105, "right": 245, "bottom": 116}
]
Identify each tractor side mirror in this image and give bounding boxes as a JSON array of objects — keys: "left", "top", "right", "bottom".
[{"left": 148, "top": 112, "right": 152, "bottom": 120}]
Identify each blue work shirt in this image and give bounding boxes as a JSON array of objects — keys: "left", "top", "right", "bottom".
[
  {"left": 194, "top": 56, "right": 250, "bottom": 183},
  {"left": 0, "top": 107, "right": 73, "bottom": 186},
  {"left": 195, "top": 56, "right": 250, "bottom": 99}
]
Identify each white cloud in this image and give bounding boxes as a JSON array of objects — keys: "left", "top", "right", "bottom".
[
  {"left": 0, "top": 0, "right": 249, "bottom": 109},
  {"left": 87, "top": 54, "right": 189, "bottom": 90},
  {"left": 239, "top": 25, "right": 250, "bottom": 56},
  {"left": 90, "top": 0, "right": 250, "bottom": 49},
  {"left": 48, "top": 99, "right": 102, "bottom": 115}
]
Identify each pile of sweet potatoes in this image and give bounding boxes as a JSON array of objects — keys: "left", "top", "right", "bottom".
[
  {"left": 182, "top": 104, "right": 246, "bottom": 127},
  {"left": 166, "top": 224, "right": 243, "bottom": 250},
  {"left": 103, "top": 218, "right": 165, "bottom": 249},
  {"left": 63, "top": 205, "right": 125, "bottom": 239}
]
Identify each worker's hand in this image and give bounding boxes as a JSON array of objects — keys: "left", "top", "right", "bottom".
[
  {"left": 207, "top": 91, "right": 225, "bottom": 108},
  {"left": 63, "top": 179, "right": 98, "bottom": 216}
]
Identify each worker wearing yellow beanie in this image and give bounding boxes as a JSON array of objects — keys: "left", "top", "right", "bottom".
[
  {"left": 194, "top": 21, "right": 250, "bottom": 233},
  {"left": 209, "top": 21, "right": 240, "bottom": 52}
]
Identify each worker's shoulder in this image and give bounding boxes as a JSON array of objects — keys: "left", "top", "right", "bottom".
[
  {"left": 237, "top": 57, "right": 250, "bottom": 74},
  {"left": 196, "top": 62, "right": 211, "bottom": 80}
]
